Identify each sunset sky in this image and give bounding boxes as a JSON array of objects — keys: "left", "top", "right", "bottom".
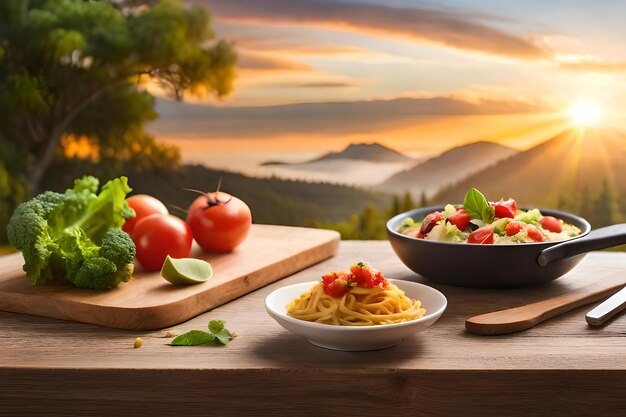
[{"left": 149, "top": 0, "right": 626, "bottom": 172}]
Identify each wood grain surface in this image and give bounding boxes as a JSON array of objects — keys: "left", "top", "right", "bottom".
[
  {"left": 1, "top": 241, "right": 626, "bottom": 416},
  {"left": 0, "top": 224, "right": 339, "bottom": 330}
]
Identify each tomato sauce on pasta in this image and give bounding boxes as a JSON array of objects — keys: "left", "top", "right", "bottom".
[{"left": 286, "top": 262, "right": 426, "bottom": 326}]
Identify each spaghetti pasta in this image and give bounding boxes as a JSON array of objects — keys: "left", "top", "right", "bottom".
[{"left": 286, "top": 262, "right": 426, "bottom": 326}]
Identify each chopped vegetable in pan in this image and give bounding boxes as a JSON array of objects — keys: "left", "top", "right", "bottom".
[{"left": 398, "top": 188, "right": 581, "bottom": 245}]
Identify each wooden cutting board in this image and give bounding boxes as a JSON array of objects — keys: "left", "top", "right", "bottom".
[{"left": 0, "top": 225, "right": 339, "bottom": 330}]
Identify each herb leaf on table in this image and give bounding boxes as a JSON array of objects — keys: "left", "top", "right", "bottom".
[{"left": 170, "top": 320, "right": 234, "bottom": 346}]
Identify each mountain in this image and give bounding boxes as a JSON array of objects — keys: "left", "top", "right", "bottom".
[
  {"left": 262, "top": 142, "right": 414, "bottom": 165},
  {"left": 432, "top": 128, "right": 626, "bottom": 211},
  {"left": 311, "top": 142, "right": 415, "bottom": 163},
  {"left": 259, "top": 143, "right": 418, "bottom": 186},
  {"left": 378, "top": 141, "right": 518, "bottom": 198}
]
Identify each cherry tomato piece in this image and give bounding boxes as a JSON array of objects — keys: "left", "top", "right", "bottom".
[
  {"left": 468, "top": 227, "right": 494, "bottom": 244},
  {"left": 541, "top": 216, "right": 563, "bottom": 233},
  {"left": 526, "top": 224, "right": 544, "bottom": 242},
  {"left": 350, "top": 262, "right": 376, "bottom": 288},
  {"left": 491, "top": 198, "right": 517, "bottom": 219},
  {"left": 419, "top": 211, "right": 442, "bottom": 237},
  {"left": 123, "top": 194, "right": 168, "bottom": 235},
  {"left": 325, "top": 278, "right": 350, "bottom": 297},
  {"left": 322, "top": 271, "right": 349, "bottom": 288},
  {"left": 186, "top": 192, "right": 252, "bottom": 253},
  {"left": 132, "top": 214, "right": 193, "bottom": 271},
  {"left": 372, "top": 271, "right": 388, "bottom": 288},
  {"left": 505, "top": 221, "right": 524, "bottom": 236},
  {"left": 448, "top": 208, "right": 471, "bottom": 231}
]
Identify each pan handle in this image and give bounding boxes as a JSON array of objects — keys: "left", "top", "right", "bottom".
[{"left": 538, "top": 224, "right": 626, "bottom": 266}]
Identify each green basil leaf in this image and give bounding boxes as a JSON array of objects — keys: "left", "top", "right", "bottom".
[
  {"left": 208, "top": 319, "right": 225, "bottom": 335},
  {"left": 170, "top": 330, "right": 216, "bottom": 346},
  {"left": 482, "top": 205, "right": 495, "bottom": 224},
  {"left": 214, "top": 328, "right": 233, "bottom": 345},
  {"left": 463, "top": 188, "right": 489, "bottom": 220}
]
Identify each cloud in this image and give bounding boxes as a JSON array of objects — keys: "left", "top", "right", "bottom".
[
  {"left": 149, "top": 96, "right": 551, "bottom": 140},
  {"left": 237, "top": 50, "right": 312, "bottom": 72},
  {"left": 555, "top": 56, "right": 626, "bottom": 73},
  {"left": 200, "top": 0, "right": 549, "bottom": 60},
  {"left": 233, "top": 36, "right": 374, "bottom": 56},
  {"left": 261, "top": 81, "right": 356, "bottom": 89}
]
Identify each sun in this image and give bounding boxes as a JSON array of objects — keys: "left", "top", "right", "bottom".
[{"left": 567, "top": 99, "right": 604, "bottom": 127}]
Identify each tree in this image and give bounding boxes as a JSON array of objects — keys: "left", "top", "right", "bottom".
[
  {"left": 593, "top": 179, "right": 618, "bottom": 227},
  {"left": 419, "top": 191, "right": 428, "bottom": 207},
  {"left": 401, "top": 191, "right": 415, "bottom": 212},
  {"left": 0, "top": 0, "right": 236, "bottom": 193}
]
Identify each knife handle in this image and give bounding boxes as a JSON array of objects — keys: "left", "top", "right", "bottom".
[{"left": 586, "top": 286, "right": 626, "bottom": 326}]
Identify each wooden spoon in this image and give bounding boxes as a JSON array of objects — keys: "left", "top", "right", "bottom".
[{"left": 465, "top": 279, "right": 626, "bottom": 335}]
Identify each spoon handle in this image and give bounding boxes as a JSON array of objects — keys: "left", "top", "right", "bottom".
[
  {"left": 465, "top": 280, "right": 626, "bottom": 335},
  {"left": 586, "top": 286, "right": 626, "bottom": 326}
]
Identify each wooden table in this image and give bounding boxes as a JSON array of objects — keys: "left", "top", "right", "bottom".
[{"left": 1, "top": 241, "right": 625, "bottom": 416}]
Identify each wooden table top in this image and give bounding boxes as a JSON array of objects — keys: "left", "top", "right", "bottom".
[{"left": 2, "top": 241, "right": 626, "bottom": 416}]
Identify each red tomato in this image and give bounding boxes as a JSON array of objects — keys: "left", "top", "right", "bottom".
[
  {"left": 491, "top": 198, "right": 517, "bottom": 219},
  {"left": 468, "top": 227, "right": 494, "bottom": 244},
  {"left": 372, "top": 271, "right": 387, "bottom": 288},
  {"left": 322, "top": 271, "right": 349, "bottom": 288},
  {"left": 526, "top": 224, "right": 544, "bottom": 242},
  {"left": 350, "top": 262, "right": 378, "bottom": 288},
  {"left": 448, "top": 208, "right": 470, "bottom": 231},
  {"left": 350, "top": 268, "right": 373, "bottom": 288},
  {"left": 541, "top": 216, "right": 563, "bottom": 233},
  {"left": 505, "top": 221, "right": 524, "bottom": 236},
  {"left": 132, "top": 214, "right": 193, "bottom": 271},
  {"left": 419, "top": 211, "right": 442, "bottom": 238},
  {"left": 186, "top": 191, "right": 252, "bottom": 253},
  {"left": 325, "top": 278, "right": 350, "bottom": 297},
  {"left": 123, "top": 194, "right": 168, "bottom": 235}
]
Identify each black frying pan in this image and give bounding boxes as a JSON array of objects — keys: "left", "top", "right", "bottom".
[{"left": 386, "top": 206, "right": 626, "bottom": 288}]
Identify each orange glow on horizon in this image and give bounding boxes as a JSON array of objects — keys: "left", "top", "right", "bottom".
[{"left": 156, "top": 112, "right": 574, "bottom": 172}]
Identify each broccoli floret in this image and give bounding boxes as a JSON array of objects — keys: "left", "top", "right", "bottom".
[
  {"left": 100, "top": 228, "right": 136, "bottom": 266},
  {"left": 97, "top": 228, "right": 136, "bottom": 288},
  {"left": 72, "top": 229, "right": 136, "bottom": 289},
  {"left": 6, "top": 176, "right": 136, "bottom": 290},
  {"left": 73, "top": 257, "right": 119, "bottom": 290},
  {"left": 7, "top": 192, "right": 65, "bottom": 285}
]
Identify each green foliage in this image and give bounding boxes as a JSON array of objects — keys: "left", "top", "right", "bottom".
[
  {"left": 7, "top": 176, "right": 135, "bottom": 289},
  {"left": 317, "top": 188, "right": 431, "bottom": 240},
  {"left": 594, "top": 179, "right": 618, "bottom": 227},
  {"left": 0, "top": 0, "right": 235, "bottom": 240},
  {"left": 558, "top": 180, "right": 621, "bottom": 228},
  {"left": 0, "top": 158, "right": 29, "bottom": 243}
]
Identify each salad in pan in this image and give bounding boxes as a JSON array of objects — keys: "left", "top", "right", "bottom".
[{"left": 398, "top": 188, "right": 581, "bottom": 244}]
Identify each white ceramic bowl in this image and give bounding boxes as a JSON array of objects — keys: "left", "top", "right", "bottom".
[{"left": 265, "top": 279, "right": 447, "bottom": 351}]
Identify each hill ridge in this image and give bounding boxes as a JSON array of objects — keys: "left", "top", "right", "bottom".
[
  {"left": 379, "top": 140, "right": 518, "bottom": 197},
  {"left": 432, "top": 128, "right": 626, "bottom": 214}
]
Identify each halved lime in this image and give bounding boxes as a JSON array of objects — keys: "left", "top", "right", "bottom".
[{"left": 160, "top": 255, "right": 213, "bottom": 285}]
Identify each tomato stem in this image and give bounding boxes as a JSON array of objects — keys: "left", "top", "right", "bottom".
[
  {"left": 169, "top": 204, "right": 188, "bottom": 216},
  {"left": 183, "top": 188, "right": 210, "bottom": 197},
  {"left": 182, "top": 187, "right": 232, "bottom": 208},
  {"left": 216, "top": 177, "right": 222, "bottom": 194}
]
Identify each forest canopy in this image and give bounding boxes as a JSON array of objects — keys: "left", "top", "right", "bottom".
[{"left": 0, "top": 0, "right": 236, "bottom": 242}]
